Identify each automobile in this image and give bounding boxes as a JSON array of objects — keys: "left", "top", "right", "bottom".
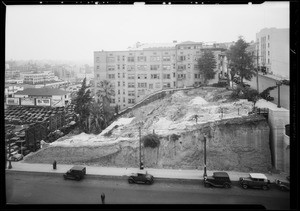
[
  {"left": 9, "top": 153, "right": 24, "bottom": 161},
  {"left": 128, "top": 171, "right": 154, "bottom": 185},
  {"left": 63, "top": 166, "right": 86, "bottom": 181},
  {"left": 286, "top": 176, "right": 290, "bottom": 181},
  {"left": 239, "top": 173, "right": 270, "bottom": 190},
  {"left": 204, "top": 172, "right": 232, "bottom": 188},
  {"left": 274, "top": 179, "right": 290, "bottom": 191}
]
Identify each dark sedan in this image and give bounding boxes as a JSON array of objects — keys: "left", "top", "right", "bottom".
[{"left": 128, "top": 172, "right": 154, "bottom": 185}]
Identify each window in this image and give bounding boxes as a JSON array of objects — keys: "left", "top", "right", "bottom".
[
  {"left": 149, "top": 84, "right": 153, "bottom": 89},
  {"left": 163, "top": 74, "right": 170, "bottom": 79},
  {"left": 123, "top": 90, "right": 125, "bottom": 95},
  {"left": 137, "top": 89, "right": 145, "bottom": 96},
  {"left": 178, "top": 74, "right": 186, "bottom": 79},
  {"left": 107, "top": 57, "right": 115, "bottom": 63},
  {"left": 97, "top": 74, "right": 100, "bottom": 78},
  {"left": 163, "top": 82, "right": 171, "bottom": 88},
  {"left": 150, "top": 56, "right": 160, "bottom": 62},
  {"left": 127, "top": 65, "right": 135, "bottom": 71},
  {"left": 173, "top": 72, "right": 176, "bottom": 78},
  {"left": 117, "top": 65, "right": 120, "bottom": 70},
  {"left": 162, "top": 65, "right": 171, "bottom": 71},
  {"left": 137, "top": 56, "right": 147, "bottom": 62},
  {"left": 178, "top": 55, "right": 186, "bottom": 61},
  {"left": 268, "top": 59, "right": 270, "bottom": 64},
  {"left": 97, "top": 66, "right": 100, "bottom": 70},
  {"left": 123, "top": 97, "right": 125, "bottom": 103},
  {"left": 137, "top": 65, "right": 147, "bottom": 71},
  {"left": 118, "top": 90, "right": 120, "bottom": 94},
  {"left": 128, "top": 91, "right": 135, "bottom": 96},
  {"left": 117, "top": 56, "right": 120, "bottom": 62},
  {"left": 128, "top": 74, "right": 135, "bottom": 79},
  {"left": 268, "top": 51, "right": 270, "bottom": 56},
  {"left": 268, "top": 35, "right": 270, "bottom": 40},
  {"left": 151, "top": 74, "right": 160, "bottom": 79},
  {"left": 137, "top": 74, "right": 147, "bottom": 79},
  {"left": 111, "top": 99, "right": 115, "bottom": 103},
  {"left": 194, "top": 64, "right": 199, "bottom": 70},
  {"left": 128, "top": 99, "right": 135, "bottom": 104},
  {"left": 107, "top": 66, "right": 115, "bottom": 71},
  {"left": 178, "top": 65, "right": 186, "bottom": 70},
  {"left": 138, "top": 83, "right": 147, "bottom": 88},
  {"left": 118, "top": 81, "right": 120, "bottom": 87},
  {"left": 118, "top": 73, "right": 120, "bottom": 78},
  {"left": 162, "top": 56, "right": 171, "bottom": 62},
  {"left": 123, "top": 82, "right": 125, "bottom": 87},
  {"left": 268, "top": 43, "right": 270, "bottom": 48},
  {"left": 128, "top": 83, "right": 135, "bottom": 88},
  {"left": 108, "top": 74, "right": 115, "bottom": 79},
  {"left": 123, "top": 73, "right": 125, "bottom": 78},
  {"left": 155, "top": 82, "right": 161, "bottom": 88},
  {"left": 123, "top": 65, "right": 126, "bottom": 70},
  {"left": 96, "top": 57, "right": 99, "bottom": 62},
  {"left": 150, "top": 65, "right": 159, "bottom": 70},
  {"left": 195, "top": 74, "right": 201, "bottom": 79},
  {"left": 127, "top": 57, "right": 135, "bottom": 62}
]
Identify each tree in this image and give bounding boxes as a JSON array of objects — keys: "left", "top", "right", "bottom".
[
  {"left": 95, "top": 80, "right": 115, "bottom": 128},
  {"left": 72, "top": 78, "right": 92, "bottom": 132},
  {"left": 226, "top": 37, "right": 255, "bottom": 85},
  {"left": 88, "top": 102, "right": 104, "bottom": 134},
  {"left": 197, "top": 50, "right": 217, "bottom": 84}
]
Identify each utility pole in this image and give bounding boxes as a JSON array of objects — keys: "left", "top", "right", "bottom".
[
  {"left": 139, "top": 126, "right": 143, "bottom": 170},
  {"left": 256, "top": 48, "right": 259, "bottom": 92},
  {"left": 276, "top": 81, "right": 282, "bottom": 108},
  {"left": 203, "top": 136, "right": 207, "bottom": 178}
]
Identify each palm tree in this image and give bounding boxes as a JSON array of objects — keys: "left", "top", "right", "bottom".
[
  {"left": 95, "top": 80, "right": 115, "bottom": 128},
  {"left": 88, "top": 102, "right": 104, "bottom": 134}
]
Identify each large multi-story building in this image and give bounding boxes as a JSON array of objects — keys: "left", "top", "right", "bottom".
[
  {"left": 94, "top": 41, "right": 227, "bottom": 110},
  {"left": 256, "top": 28, "right": 289, "bottom": 79},
  {"left": 20, "top": 71, "right": 56, "bottom": 85}
]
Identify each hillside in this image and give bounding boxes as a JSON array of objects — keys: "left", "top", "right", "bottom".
[{"left": 23, "top": 87, "right": 272, "bottom": 172}]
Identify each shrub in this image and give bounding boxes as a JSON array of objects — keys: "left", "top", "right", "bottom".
[
  {"left": 230, "top": 85, "right": 260, "bottom": 103},
  {"left": 142, "top": 134, "right": 160, "bottom": 148},
  {"left": 210, "top": 81, "right": 227, "bottom": 88},
  {"left": 170, "top": 134, "right": 180, "bottom": 142}
]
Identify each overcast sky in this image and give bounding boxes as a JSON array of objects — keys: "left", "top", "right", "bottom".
[{"left": 6, "top": 2, "right": 289, "bottom": 65}]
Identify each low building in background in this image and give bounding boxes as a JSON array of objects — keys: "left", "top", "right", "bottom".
[{"left": 9, "top": 88, "right": 70, "bottom": 107}]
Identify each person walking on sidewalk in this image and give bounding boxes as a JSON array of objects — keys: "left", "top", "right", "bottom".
[{"left": 101, "top": 193, "right": 105, "bottom": 204}]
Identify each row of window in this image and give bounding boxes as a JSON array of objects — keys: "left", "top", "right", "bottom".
[{"left": 96, "top": 64, "right": 201, "bottom": 71}]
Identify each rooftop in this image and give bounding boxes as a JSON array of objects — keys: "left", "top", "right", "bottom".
[{"left": 14, "top": 88, "right": 69, "bottom": 96}]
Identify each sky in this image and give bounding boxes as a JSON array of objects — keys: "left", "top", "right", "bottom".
[{"left": 6, "top": 2, "right": 289, "bottom": 65}]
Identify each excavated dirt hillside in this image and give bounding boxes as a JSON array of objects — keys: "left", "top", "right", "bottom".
[{"left": 24, "top": 87, "right": 272, "bottom": 172}]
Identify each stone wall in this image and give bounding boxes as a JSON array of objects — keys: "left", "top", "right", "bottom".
[{"left": 25, "top": 116, "right": 272, "bottom": 173}]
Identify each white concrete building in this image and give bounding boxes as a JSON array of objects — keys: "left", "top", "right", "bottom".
[
  {"left": 256, "top": 28, "right": 289, "bottom": 79},
  {"left": 94, "top": 41, "right": 227, "bottom": 110}
]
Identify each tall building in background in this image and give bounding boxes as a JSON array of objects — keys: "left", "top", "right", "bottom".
[
  {"left": 256, "top": 28, "right": 289, "bottom": 79},
  {"left": 94, "top": 41, "right": 227, "bottom": 110}
]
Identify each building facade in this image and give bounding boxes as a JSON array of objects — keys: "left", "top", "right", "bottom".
[
  {"left": 94, "top": 41, "right": 227, "bottom": 110},
  {"left": 8, "top": 88, "right": 70, "bottom": 107},
  {"left": 20, "top": 71, "right": 56, "bottom": 85},
  {"left": 256, "top": 28, "right": 289, "bottom": 79}
]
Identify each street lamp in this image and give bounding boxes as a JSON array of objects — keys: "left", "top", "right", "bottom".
[
  {"left": 276, "top": 81, "right": 283, "bottom": 108},
  {"left": 203, "top": 136, "right": 207, "bottom": 178},
  {"left": 138, "top": 123, "right": 144, "bottom": 170},
  {"left": 8, "top": 139, "right": 12, "bottom": 169}
]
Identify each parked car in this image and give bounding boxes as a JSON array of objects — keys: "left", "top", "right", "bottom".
[
  {"left": 204, "top": 172, "right": 232, "bottom": 188},
  {"left": 239, "top": 173, "right": 270, "bottom": 190},
  {"left": 63, "top": 166, "right": 86, "bottom": 181},
  {"left": 286, "top": 176, "right": 290, "bottom": 182},
  {"left": 274, "top": 179, "right": 290, "bottom": 191},
  {"left": 9, "top": 153, "right": 24, "bottom": 161},
  {"left": 128, "top": 171, "right": 154, "bottom": 185}
]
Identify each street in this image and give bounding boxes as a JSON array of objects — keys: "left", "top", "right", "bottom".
[{"left": 6, "top": 172, "right": 289, "bottom": 209}]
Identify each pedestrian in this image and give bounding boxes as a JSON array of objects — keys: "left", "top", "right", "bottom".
[{"left": 101, "top": 193, "right": 105, "bottom": 204}]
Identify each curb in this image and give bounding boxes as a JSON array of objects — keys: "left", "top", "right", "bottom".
[{"left": 5, "top": 170, "right": 242, "bottom": 183}]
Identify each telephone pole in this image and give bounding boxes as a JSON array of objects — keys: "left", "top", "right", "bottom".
[{"left": 256, "top": 48, "right": 259, "bottom": 92}]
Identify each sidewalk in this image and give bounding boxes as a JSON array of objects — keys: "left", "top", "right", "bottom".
[{"left": 5, "top": 162, "right": 289, "bottom": 183}]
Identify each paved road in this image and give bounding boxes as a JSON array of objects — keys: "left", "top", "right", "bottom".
[{"left": 6, "top": 172, "right": 289, "bottom": 209}]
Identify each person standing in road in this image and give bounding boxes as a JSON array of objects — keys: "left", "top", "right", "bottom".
[{"left": 101, "top": 193, "right": 105, "bottom": 204}]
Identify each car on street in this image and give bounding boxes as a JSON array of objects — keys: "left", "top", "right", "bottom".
[
  {"left": 63, "top": 166, "right": 86, "bottom": 181},
  {"left": 239, "top": 173, "right": 270, "bottom": 190},
  {"left": 128, "top": 171, "right": 154, "bottom": 185},
  {"left": 274, "top": 179, "right": 290, "bottom": 191},
  {"left": 204, "top": 172, "right": 232, "bottom": 188},
  {"left": 9, "top": 153, "right": 24, "bottom": 161}
]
